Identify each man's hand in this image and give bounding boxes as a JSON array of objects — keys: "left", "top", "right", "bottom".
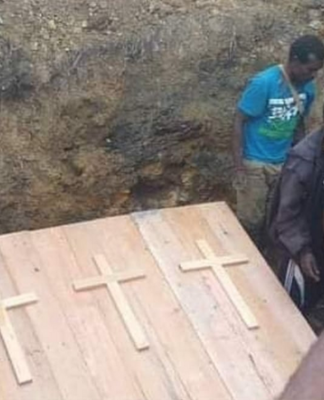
[{"left": 299, "top": 251, "right": 320, "bottom": 282}]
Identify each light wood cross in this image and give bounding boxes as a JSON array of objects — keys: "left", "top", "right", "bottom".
[
  {"left": 73, "top": 254, "right": 149, "bottom": 351},
  {"left": 180, "top": 240, "right": 259, "bottom": 330},
  {"left": 0, "top": 293, "right": 38, "bottom": 385}
]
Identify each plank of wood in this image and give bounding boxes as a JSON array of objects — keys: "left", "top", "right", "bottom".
[
  {"left": 199, "top": 203, "right": 316, "bottom": 364},
  {"left": 0, "top": 231, "right": 103, "bottom": 400},
  {"left": 63, "top": 219, "right": 194, "bottom": 400},
  {"left": 180, "top": 259, "right": 213, "bottom": 271},
  {"left": 73, "top": 276, "right": 107, "bottom": 291},
  {"left": 201, "top": 203, "right": 316, "bottom": 347},
  {"left": 180, "top": 254, "right": 249, "bottom": 272},
  {"left": 215, "top": 255, "right": 249, "bottom": 267},
  {"left": 0, "top": 293, "right": 38, "bottom": 385},
  {"left": 196, "top": 239, "right": 222, "bottom": 259},
  {"left": 73, "top": 270, "right": 146, "bottom": 292},
  {"left": 210, "top": 262, "right": 259, "bottom": 330},
  {"left": 133, "top": 209, "right": 272, "bottom": 400},
  {"left": 0, "top": 246, "right": 64, "bottom": 400},
  {"left": 3, "top": 293, "right": 38, "bottom": 310},
  {"left": 196, "top": 240, "right": 259, "bottom": 330},
  {"left": 0, "top": 309, "right": 33, "bottom": 384},
  {"left": 30, "top": 227, "right": 144, "bottom": 400},
  {"left": 93, "top": 254, "right": 149, "bottom": 351},
  {"left": 196, "top": 241, "right": 249, "bottom": 267},
  {"left": 73, "top": 272, "right": 145, "bottom": 292},
  {"left": 94, "top": 216, "right": 235, "bottom": 400},
  {"left": 163, "top": 203, "right": 314, "bottom": 397}
]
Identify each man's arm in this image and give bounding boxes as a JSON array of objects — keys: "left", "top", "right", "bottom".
[
  {"left": 276, "top": 169, "right": 310, "bottom": 254},
  {"left": 278, "top": 334, "right": 324, "bottom": 400},
  {"left": 233, "top": 73, "right": 268, "bottom": 172},
  {"left": 274, "top": 164, "right": 319, "bottom": 281},
  {"left": 233, "top": 110, "right": 249, "bottom": 172}
]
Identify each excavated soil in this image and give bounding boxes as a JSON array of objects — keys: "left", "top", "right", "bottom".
[{"left": 0, "top": 0, "right": 323, "bottom": 232}]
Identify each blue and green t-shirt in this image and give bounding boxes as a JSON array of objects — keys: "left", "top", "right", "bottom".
[{"left": 238, "top": 65, "right": 315, "bottom": 164}]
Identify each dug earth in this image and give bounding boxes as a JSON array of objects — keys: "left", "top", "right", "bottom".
[{"left": 0, "top": 0, "right": 323, "bottom": 232}]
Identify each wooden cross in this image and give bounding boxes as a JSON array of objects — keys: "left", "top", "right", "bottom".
[
  {"left": 0, "top": 292, "right": 38, "bottom": 384},
  {"left": 180, "top": 240, "right": 259, "bottom": 330},
  {"left": 73, "top": 254, "right": 149, "bottom": 351}
]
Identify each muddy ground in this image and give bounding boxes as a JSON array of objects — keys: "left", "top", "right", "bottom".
[{"left": 0, "top": 0, "right": 323, "bottom": 232}]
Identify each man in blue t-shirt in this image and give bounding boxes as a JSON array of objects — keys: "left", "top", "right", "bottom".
[{"left": 233, "top": 35, "right": 324, "bottom": 247}]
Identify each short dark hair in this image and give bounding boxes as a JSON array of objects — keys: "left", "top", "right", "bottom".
[{"left": 289, "top": 35, "right": 324, "bottom": 64}]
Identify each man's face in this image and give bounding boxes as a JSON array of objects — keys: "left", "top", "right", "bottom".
[{"left": 290, "top": 58, "right": 323, "bottom": 84}]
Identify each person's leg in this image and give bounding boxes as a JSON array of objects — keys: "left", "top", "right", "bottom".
[
  {"left": 264, "top": 163, "right": 282, "bottom": 209},
  {"left": 236, "top": 160, "right": 268, "bottom": 247},
  {"left": 261, "top": 162, "right": 283, "bottom": 254}
]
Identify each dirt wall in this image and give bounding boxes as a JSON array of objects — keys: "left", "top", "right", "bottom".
[{"left": 0, "top": 0, "right": 323, "bottom": 232}]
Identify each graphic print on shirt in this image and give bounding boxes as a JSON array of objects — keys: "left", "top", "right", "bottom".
[{"left": 259, "top": 94, "right": 306, "bottom": 140}]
